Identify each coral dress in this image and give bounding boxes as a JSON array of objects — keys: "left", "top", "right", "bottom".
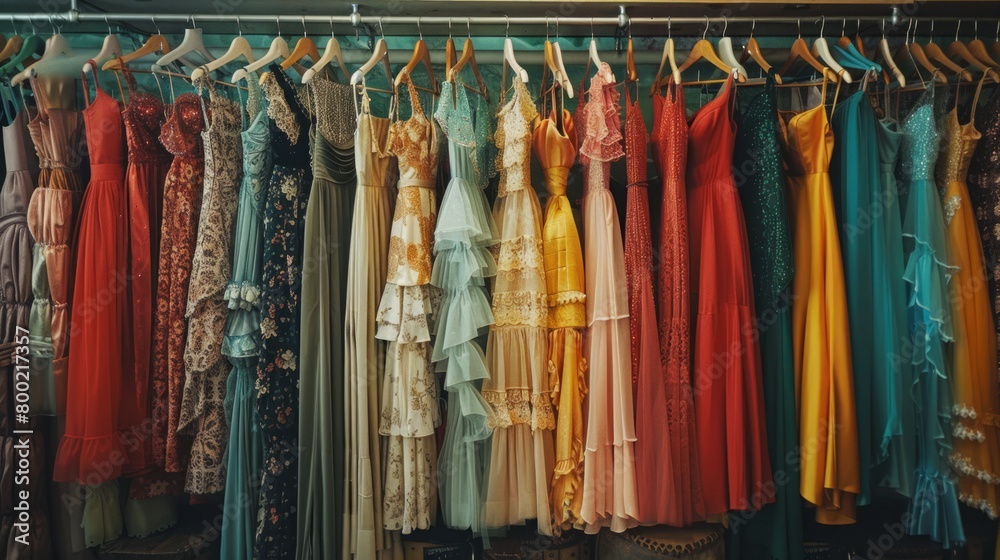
[
  {"left": 653, "top": 80, "right": 705, "bottom": 526},
  {"left": 777, "top": 79, "right": 859, "bottom": 525},
  {"left": 578, "top": 63, "right": 638, "bottom": 534},
  {"left": 534, "top": 93, "right": 586, "bottom": 532},
  {"left": 55, "top": 68, "right": 131, "bottom": 484},
  {"left": 687, "top": 74, "right": 772, "bottom": 516},
  {"left": 936, "top": 83, "right": 1000, "bottom": 519}
]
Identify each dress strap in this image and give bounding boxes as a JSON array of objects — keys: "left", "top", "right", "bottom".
[
  {"left": 969, "top": 72, "right": 989, "bottom": 124},
  {"left": 79, "top": 61, "right": 102, "bottom": 108}
]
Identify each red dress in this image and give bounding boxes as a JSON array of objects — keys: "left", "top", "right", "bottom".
[
  {"left": 119, "top": 65, "right": 171, "bottom": 475},
  {"left": 652, "top": 80, "right": 705, "bottom": 525},
  {"left": 686, "top": 74, "right": 772, "bottom": 516},
  {"left": 54, "top": 67, "right": 131, "bottom": 483},
  {"left": 150, "top": 94, "right": 205, "bottom": 475}
]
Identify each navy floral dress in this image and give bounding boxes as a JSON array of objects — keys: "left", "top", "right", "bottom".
[{"left": 254, "top": 65, "right": 312, "bottom": 559}]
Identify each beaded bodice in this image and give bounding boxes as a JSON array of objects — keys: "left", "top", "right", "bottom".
[
  {"left": 160, "top": 93, "right": 205, "bottom": 160},
  {"left": 120, "top": 65, "right": 171, "bottom": 165},
  {"left": 900, "top": 88, "right": 940, "bottom": 183},
  {"left": 935, "top": 109, "right": 981, "bottom": 187}
]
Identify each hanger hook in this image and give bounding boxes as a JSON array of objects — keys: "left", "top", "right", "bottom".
[
  {"left": 749, "top": 18, "right": 755, "bottom": 39},
  {"left": 973, "top": 19, "right": 978, "bottom": 40},
  {"left": 378, "top": 16, "right": 384, "bottom": 38},
  {"left": 667, "top": 16, "right": 672, "bottom": 39},
  {"left": 591, "top": 17, "right": 595, "bottom": 39},
  {"left": 882, "top": 18, "right": 886, "bottom": 40},
  {"left": 556, "top": 17, "right": 560, "bottom": 39},
  {"left": 504, "top": 15, "right": 510, "bottom": 38},
  {"left": 955, "top": 19, "right": 961, "bottom": 42},
  {"left": 797, "top": 19, "right": 801, "bottom": 39},
  {"left": 48, "top": 15, "right": 55, "bottom": 35},
  {"left": 996, "top": 20, "right": 999, "bottom": 42},
  {"left": 9, "top": 16, "right": 16, "bottom": 37},
  {"left": 841, "top": 17, "right": 846, "bottom": 37},
  {"left": 302, "top": 16, "right": 307, "bottom": 38},
  {"left": 722, "top": 15, "right": 728, "bottom": 37},
  {"left": 190, "top": 15, "right": 197, "bottom": 29},
  {"left": 819, "top": 15, "right": 825, "bottom": 38},
  {"left": 330, "top": 16, "right": 335, "bottom": 38},
  {"left": 106, "top": 16, "right": 112, "bottom": 35},
  {"left": 467, "top": 18, "right": 471, "bottom": 39},
  {"left": 702, "top": 16, "right": 709, "bottom": 40},
  {"left": 417, "top": 17, "right": 422, "bottom": 40},
  {"left": 236, "top": 16, "right": 242, "bottom": 36},
  {"left": 930, "top": 19, "right": 935, "bottom": 41},
  {"left": 276, "top": 17, "right": 282, "bottom": 37},
  {"left": 448, "top": 17, "right": 452, "bottom": 39}
]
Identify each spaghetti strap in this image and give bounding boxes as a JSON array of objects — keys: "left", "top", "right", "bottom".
[
  {"left": 969, "top": 72, "right": 989, "bottom": 124},
  {"left": 79, "top": 61, "right": 101, "bottom": 107}
]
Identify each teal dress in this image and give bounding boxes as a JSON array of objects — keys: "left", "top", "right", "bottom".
[
  {"left": 431, "top": 79, "right": 498, "bottom": 533},
  {"left": 729, "top": 72, "right": 802, "bottom": 560},
  {"left": 873, "top": 116, "right": 916, "bottom": 498},
  {"left": 899, "top": 85, "right": 964, "bottom": 548},
  {"left": 220, "top": 74, "right": 270, "bottom": 560}
]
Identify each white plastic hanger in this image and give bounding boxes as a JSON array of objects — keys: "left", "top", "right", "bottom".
[
  {"left": 717, "top": 16, "right": 748, "bottom": 81},
  {"left": 82, "top": 18, "right": 121, "bottom": 74},
  {"left": 302, "top": 17, "right": 350, "bottom": 84},
  {"left": 154, "top": 16, "right": 215, "bottom": 71},
  {"left": 588, "top": 18, "right": 603, "bottom": 68},
  {"left": 349, "top": 17, "right": 393, "bottom": 88},
  {"left": 651, "top": 17, "right": 682, "bottom": 94},
  {"left": 813, "top": 16, "right": 853, "bottom": 83},
  {"left": 12, "top": 18, "right": 74, "bottom": 86},
  {"left": 877, "top": 19, "right": 906, "bottom": 87},
  {"left": 503, "top": 16, "right": 529, "bottom": 85},
  {"left": 191, "top": 18, "right": 253, "bottom": 81},
  {"left": 233, "top": 18, "right": 289, "bottom": 82}
]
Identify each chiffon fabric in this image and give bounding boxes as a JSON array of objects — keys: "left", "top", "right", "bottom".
[
  {"left": 729, "top": 71, "right": 802, "bottom": 560},
  {"left": 482, "top": 76, "right": 555, "bottom": 536},
  {"left": 297, "top": 75, "right": 356, "bottom": 560},
  {"left": 651, "top": 80, "right": 705, "bottom": 526},
  {"left": 778, "top": 81, "right": 860, "bottom": 526},
  {"left": 220, "top": 72, "right": 269, "bottom": 560},
  {"left": 179, "top": 83, "right": 242, "bottom": 496},
  {"left": 431, "top": 79, "right": 497, "bottom": 534},
  {"left": 897, "top": 84, "right": 964, "bottom": 548},
  {"left": 26, "top": 74, "right": 84, "bottom": 417},
  {"left": 375, "top": 70, "right": 441, "bottom": 534},
  {"left": 688, "top": 73, "right": 771, "bottom": 517},
  {"left": 55, "top": 68, "right": 131, "bottom": 485},
  {"left": 578, "top": 63, "right": 637, "bottom": 534},
  {"left": 936, "top": 85, "right": 1000, "bottom": 520},
  {"left": 342, "top": 84, "right": 399, "bottom": 560},
  {"left": 533, "top": 100, "right": 586, "bottom": 532},
  {"left": 255, "top": 66, "right": 312, "bottom": 559}
]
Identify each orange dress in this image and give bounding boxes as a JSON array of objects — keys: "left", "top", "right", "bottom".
[
  {"left": 534, "top": 105, "right": 587, "bottom": 532},
  {"left": 937, "top": 92, "right": 1000, "bottom": 518},
  {"left": 778, "top": 81, "right": 860, "bottom": 525}
]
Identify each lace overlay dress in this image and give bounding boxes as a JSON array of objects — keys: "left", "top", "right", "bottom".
[
  {"left": 343, "top": 85, "right": 399, "bottom": 560},
  {"left": 432, "top": 79, "right": 498, "bottom": 533},
  {"left": 221, "top": 72, "right": 270, "bottom": 560},
  {"left": 297, "top": 75, "right": 357, "bottom": 559},
  {"left": 255, "top": 66, "right": 312, "bottom": 559},
  {"left": 180, "top": 84, "right": 243, "bottom": 496},
  {"left": 482, "top": 77, "right": 555, "bottom": 535},
  {"left": 375, "top": 70, "right": 441, "bottom": 534},
  {"left": 936, "top": 93, "right": 1000, "bottom": 519}
]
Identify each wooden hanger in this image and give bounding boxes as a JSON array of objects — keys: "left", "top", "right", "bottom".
[
  {"left": 0, "top": 35, "right": 25, "bottom": 69},
  {"left": 967, "top": 20, "right": 1000, "bottom": 71},
  {"left": 947, "top": 20, "right": 1000, "bottom": 82},
  {"left": 393, "top": 19, "right": 438, "bottom": 95},
  {"left": 233, "top": 32, "right": 289, "bottom": 82},
  {"left": 925, "top": 20, "right": 973, "bottom": 82},
  {"left": 780, "top": 20, "right": 839, "bottom": 83},
  {"left": 652, "top": 17, "right": 682, "bottom": 94},
  {"left": 278, "top": 17, "right": 320, "bottom": 75},
  {"left": 626, "top": 37, "right": 638, "bottom": 83},
  {"left": 155, "top": 18, "right": 215, "bottom": 70},
  {"left": 83, "top": 19, "right": 121, "bottom": 74},
  {"left": 103, "top": 34, "right": 170, "bottom": 71},
  {"left": 678, "top": 18, "right": 740, "bottom": 84},
  {"left": 895, "top": 20, "right": 946, "bottom": 85},
  {"left": 449, "top": 28, "right": 489, "bottom": 101},
  {"left": 191, "top": 19, "right": 254, "bottom": 81},
  {"left": 741, "top": 19, "right": 780, "bottom": 83},
  {"left": 813, "top": 17, "right": 853, "bottom": 83},
  {"left": 717, "top": 16, "right": 748, "bottom": 81},
  {"left": 445, "top": 36, "right": 457, "bottom": 79}
]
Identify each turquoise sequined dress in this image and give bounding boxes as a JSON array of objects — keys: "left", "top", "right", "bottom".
[
  {"left": 900, "top": 85, "right": 964, "bottom": 548},
  {"left": 431, "top": 79, "right": 498, "bottom": 533},
  {"left": 221, "top": 73, "right": 270, "bottom": 560}
]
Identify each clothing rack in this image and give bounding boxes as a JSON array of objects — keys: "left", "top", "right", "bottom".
[{"left": 0, "top": 0, "right": 987, "bottom": 32}]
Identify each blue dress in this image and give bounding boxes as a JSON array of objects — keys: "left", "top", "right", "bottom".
[
  {"left": 221, "top": 72, "right": 269, "bottom": 560},
  {"left": 900, "top": 84, "right": 964, "bottom": 548},
  {"left": 431, "top": 79, "right": 498, "bottom": 534}
]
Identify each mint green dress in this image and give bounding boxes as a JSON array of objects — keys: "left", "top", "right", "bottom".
[
  {"left": 220, "top": 73, "right": 269, "bottom": 560},
  {"left": 431, "top": 79, "right": 498, "bottom": 533}
]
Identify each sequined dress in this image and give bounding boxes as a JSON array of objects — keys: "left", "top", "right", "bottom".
[
  {"left": 482, "top": 76, "right": 555, "bottom": 536},
  {"left": 577, "top": 63, "right": 637, "bottom": 534},
  {"left": 431, "top": 78, "right": 497, "bottom": 534}
]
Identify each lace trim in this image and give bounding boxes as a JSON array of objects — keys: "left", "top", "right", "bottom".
[
  {"left": 548, "top": 291, "right": 587, "bottom": 307},
  {"left": 958, "top": 493, "right": 998, "bottom": 519},
  {"left": 261, "top": 71, "right": 300, "bottom": 142},
  {"left": 953, "top": 403, "right": 978, "bottom": 420},
  {"left": 483, "top": 388, "right": 556, "bottom": 431},
  {"left": 948, "top": 452, "right": 1000, "bottom": 485},
  {"left": 953, "top": 423, "right": 986, "bottom": 442},
  {"left": 492, "top": 291, "right": 549, "bottom": 328},
  {"left": 495, "top": 235, "right": 545, "bottom": 279},
  {"left": 310, "top": 77, "right": 356, "bottom": 146}
]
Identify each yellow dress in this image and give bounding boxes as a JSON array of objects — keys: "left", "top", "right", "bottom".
[
  {"left": 533, "top": 108, "right": 587, "bottom": 532},
  {"left": 777, "top": 82, "right": 860, "bottom": 525},
  {"left": 937, "top": 98, "right": 1000, "bottom": 519}
]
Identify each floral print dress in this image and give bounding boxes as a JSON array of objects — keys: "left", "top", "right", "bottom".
[{"left": 255, "top": 66, "right": 312, "bottom": 559}]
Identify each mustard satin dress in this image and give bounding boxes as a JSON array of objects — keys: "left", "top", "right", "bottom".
[
  {"left": 778, "top": 82, "right": 861, "bottom": 525},
  {"left": 533, "top": 108, "right": 588, "bottom": 533},
  {"left": 937, "top": 86, "right": 1000, "bottom": 519}
]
